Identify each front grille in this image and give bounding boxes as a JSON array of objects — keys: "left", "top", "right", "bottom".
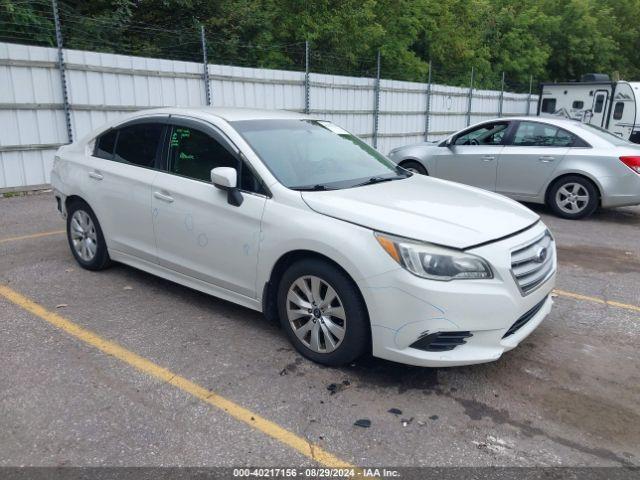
[
  {"left": 502, "top": 296, "right": 548, "bottom": 338},
  {"left": 510, "top": 230, "right": 555, "bottom": 295},
  {"left": 409, "top": 331, "right": 473, "bottom": 352}
]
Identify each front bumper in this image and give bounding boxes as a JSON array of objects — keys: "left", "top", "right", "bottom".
[{"left": 359, "top": 221, "right": 556, "bottom": 367}]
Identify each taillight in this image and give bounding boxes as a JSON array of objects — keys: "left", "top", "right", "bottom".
[{"left": 619, "top": 156, "right": 640, "bottom": 174}]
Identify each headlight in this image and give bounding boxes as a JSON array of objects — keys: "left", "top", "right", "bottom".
[{"left": 375, "top": 232, "right": 493, "bottom": 281}]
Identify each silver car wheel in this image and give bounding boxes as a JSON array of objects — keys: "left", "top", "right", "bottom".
[
  {"left": 555, "top": 182, "right": 590, "bottom": 214},
  {"left": 286, "top": 275, "right": 346, "bottom": 354},
  {"left": 70, "top": 210, "right": 98, "bottom": 262}
]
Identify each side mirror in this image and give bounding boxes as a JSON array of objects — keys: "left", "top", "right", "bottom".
[
  {"left": 211, "top": 167, "right": 243, "bottom": 207},
  {"left": 445, "top": 137, "right": 455, "bottom": 148}
]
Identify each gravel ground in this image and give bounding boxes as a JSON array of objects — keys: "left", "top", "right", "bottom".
[{"left": 0, "top": 192, "right": 638, "bottom": 468}]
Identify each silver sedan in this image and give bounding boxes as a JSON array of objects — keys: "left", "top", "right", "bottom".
[{"left": 388, "top": 117, "right": 640, "bottom": 219}]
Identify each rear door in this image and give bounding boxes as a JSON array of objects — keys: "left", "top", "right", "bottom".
[
  {"left": 434, "top": 121, "right": 510, "bottom": 191},
  {"left": 86, "top": 120, "right": 166, "bottom": 263},
  {"left": 496, "top": 121, "right": 571, "bottom": 198}
]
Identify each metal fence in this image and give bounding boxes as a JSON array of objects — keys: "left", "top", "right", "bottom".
[{"left": 0, "top": 37, "right": 538, "bottom": 190}]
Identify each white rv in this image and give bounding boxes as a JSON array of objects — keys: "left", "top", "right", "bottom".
[{"left": 538, "top": 74, "right": 640, "bottom": 143}]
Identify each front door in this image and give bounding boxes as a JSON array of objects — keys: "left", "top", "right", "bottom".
[
  {"left": 434, "top": 121, "right": 509, "bottom": 191},
  {"left": 152, "top": 120, "right": 267, "bottom": 298}
]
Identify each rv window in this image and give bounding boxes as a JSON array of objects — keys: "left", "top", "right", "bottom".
[
  {"left": 572, "top": 101, "right": 584, "bottom": 109},
  {"left": 594, "top": 95, "right": 605, "bottom": 113},
  {"left": 613, "top": 102, "right": 625, "bottom": 120},
  {"left": 541, "top": 98, "right": 556, "bottom": 113}
]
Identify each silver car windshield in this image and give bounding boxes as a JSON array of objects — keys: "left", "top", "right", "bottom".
[
  {"left": 573, "top": 123, "right": 631, "bottom": 146},
  {"left": 232, "top": 119, "right": 408, "bottom": 190}
]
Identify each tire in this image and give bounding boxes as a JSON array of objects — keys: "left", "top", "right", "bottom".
[
  {"left": 277, "top": 259, "right": 370, "bottom": 366},
  {"left": 66, "top": 199, "right": 111, "bottom": 270},
  {"left": 400, "top": 160, "right": 428, "bottom": 175},
  {"left": 547, "top": 175, "right": 599, "bottom": 220}
]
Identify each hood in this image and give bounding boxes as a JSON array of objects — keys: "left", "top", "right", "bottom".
[{"left": 301, "top": 175, "right": 539, "bottom": 249}]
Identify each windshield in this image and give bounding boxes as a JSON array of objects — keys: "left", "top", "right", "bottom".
[
  {"left": 574, "top": 123, "right": 631, "bottom": 146},
  {"left": 232, "top": 119, "right": 408, "bottom": 189}
]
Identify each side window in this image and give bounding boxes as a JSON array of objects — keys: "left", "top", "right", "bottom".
[
  {"left": 114, "top": 123, "right": 163, "bottom": 168},
  {"left": 454, "top": 122, "right": 508, "bottom": 146},
  {"left": 94, "top": 129, "right": 117, "bottom": 160},
  {"left": 594, "top": 94, "right": 605, "bottom": 113},
  {"left": 613, "top": 102, "right": 625, "bottom": 120},
  {"left": 168, "top": 125, "right": 267, "bottom": 194},
  {"left": 512, "top": 122, "right": 574, "bottom": 147},
  {"left": 572, "top": 100, "right": 584, "bottom": 109},
  {"left": 541, "top": 98, "right": 556, "bottom": 113},
  {"left": 168, "top": 126, "right": 238, "bottom": 182}
]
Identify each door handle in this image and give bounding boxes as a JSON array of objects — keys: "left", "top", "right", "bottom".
[
  {"left": 88, "top": 171, "right": 103, "bottom": 180},
  {"left": 538, "top": 156, "right": 555, "bottom": 163},
  {"left": 481, "top": 155, "right": 496, "bottom": 162},
  {"left": 153, "top": 191, "right": 174, "bottom": 203}
]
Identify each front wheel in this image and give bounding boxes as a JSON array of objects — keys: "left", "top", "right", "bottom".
[
  {"left": 277, "top": 259, "right": 370, "bottom": 366},
  {"left": 400, "top": 160, "right": 427, "bottom": 175},
  {"left": 548, "top": 176, "right": 598, "bottom": 219}
]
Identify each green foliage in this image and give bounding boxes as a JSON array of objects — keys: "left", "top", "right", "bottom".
[{"left": 1, "top": 0, "right": 639, "bottom": 90}]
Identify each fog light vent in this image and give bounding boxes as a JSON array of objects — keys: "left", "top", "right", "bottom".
[{"left": 409, "top": 331, "right": 472, "bottom": 352}]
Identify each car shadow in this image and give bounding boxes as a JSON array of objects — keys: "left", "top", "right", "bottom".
[{"left": 523, "top": 202, "right": 640, "bottom": 225}]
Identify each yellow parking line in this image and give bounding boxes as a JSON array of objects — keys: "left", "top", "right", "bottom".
[
  {"left": 0, "top": 284, "right": 354, "bottom": 468},
  {"left": 0, "top": 229, "right": 65, "bottom": 244},
  {"left": 553, "top": 289, "right": 640, "bottom": 313}
]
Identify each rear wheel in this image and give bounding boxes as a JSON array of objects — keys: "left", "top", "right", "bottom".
[
  {"left": 547, "top": 175, "right": 598, "bottom": 219},
  {"left": 277, "top": 259, "right": 369, "bottom": 366},
  {"left": 400, "top": 160, "right": 427, "bottom": 175},
  {"left": 66, "top": 200, "right": 111, "bottom": 270}
]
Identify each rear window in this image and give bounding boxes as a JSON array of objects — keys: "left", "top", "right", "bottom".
[{"left": 574, "top": 123, "right": 630, "bottom": 146}]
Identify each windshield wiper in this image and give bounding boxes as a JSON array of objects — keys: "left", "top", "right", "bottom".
[
  {"left": 292, "top": 184, "right": 332, "bottom": 191},
  {"left": 351, "top": 175, "right": 406, "bottom": 188}
]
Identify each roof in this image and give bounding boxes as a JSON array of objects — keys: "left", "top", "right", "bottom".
[
  {"left": 473, "top": 116, "right": 583, "bottom": 128},
  {"left": 133, "top": 106, "right": 312, "bottom": 122}
]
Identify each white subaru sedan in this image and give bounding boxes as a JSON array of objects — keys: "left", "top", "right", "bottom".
[{"left": 51, "top": 108, "right": 556, "bottom": 367}]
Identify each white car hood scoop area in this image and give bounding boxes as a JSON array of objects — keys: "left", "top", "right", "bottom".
[{"left": 301, "top": 176, "right": 539, "bottom": 249}]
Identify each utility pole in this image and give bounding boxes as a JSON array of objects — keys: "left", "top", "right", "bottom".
[{"left": 527, "top": 75, "right": 533, "bottom": 115}]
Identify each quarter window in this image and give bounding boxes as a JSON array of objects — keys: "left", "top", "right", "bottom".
[
  {"left": 512, "top": 122, "right": 574, "bottom": 147},
  {"left": 613, "top": 102, "right": 625, "bottom": 120},
  {"left": 94, "top": 129, "right": 117, "bottom": 160},
  {"left": 541, "top": 98, "right": 556, "bottom": 113},
  {"left": 114, "top": 123, "right": 163, "bottom": 168}
]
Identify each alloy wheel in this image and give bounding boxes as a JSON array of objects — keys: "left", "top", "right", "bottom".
[
  {"left": 555, "top": 182, "right": 590, "bottom": 214},
  {"left": 70, "top": 210, "right": 98, "bottom": 261},
  {"left": 286, "top": 275, "right": 346, "bottom": 354}
]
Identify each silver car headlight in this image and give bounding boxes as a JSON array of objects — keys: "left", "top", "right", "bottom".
[{"left": 375, "top": 232, "right": 493, "bottom": 281}]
